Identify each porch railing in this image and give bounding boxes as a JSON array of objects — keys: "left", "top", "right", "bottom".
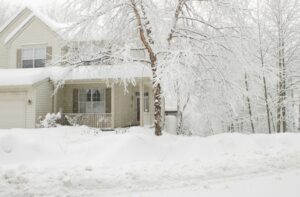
[{"left": 64, "top": 113, "right": 112, "bottom": 129}]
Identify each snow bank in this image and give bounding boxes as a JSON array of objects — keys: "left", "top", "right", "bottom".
[
  {"left": 1, "top": 126, "right": 300, "bottom": 166},
  {"left": 0, "top": 127, "right": 300, "bottom": 196}
]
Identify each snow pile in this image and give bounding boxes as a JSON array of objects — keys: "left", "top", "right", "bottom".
[{"left": 0, "top": 127, "right": 300, "bottom": 196}]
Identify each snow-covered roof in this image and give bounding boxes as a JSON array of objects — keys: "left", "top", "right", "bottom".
[
  {"left": 0, "top": 68, "right": 49, "bottom": 86},
  {"left": 4, "top": 13, "right": 34, "bottom": 44},
  {"left": 51, "top": 63, "right": 152, "bottom": 82},
  {"left": 0, "top": 8, "right": 24, "bottom": 33},
  {"left": 2, "top": 6, "right": 68, "bottom": 44},
  {"left": 0, "top": 63, "right": 152, "bottom": 87}
]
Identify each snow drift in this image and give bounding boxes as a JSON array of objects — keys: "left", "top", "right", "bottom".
[{"left": 0, "top": 127, "right": 300, "bottom": 196}]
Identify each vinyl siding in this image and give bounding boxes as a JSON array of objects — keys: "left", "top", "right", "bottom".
[
  {"left": 6, "top": 17, "right": 62, "bottom": 68},
  {"left": 35, "top": 80, "right": 53, "bottom": 124}
]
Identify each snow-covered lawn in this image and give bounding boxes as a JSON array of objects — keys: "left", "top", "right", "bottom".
[{"left": 0, "top": 126, "right": 300, "bottom": 196}]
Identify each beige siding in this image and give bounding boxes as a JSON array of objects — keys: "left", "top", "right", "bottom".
[
  {"left": 35, "top": 80, "right": 53, "bottom": 124},
  {"left": 5, "top": 17, "right": 62, "bottom": 68},
  {"left": 26, "top": 88, "right": 36, "bottom": 128}
]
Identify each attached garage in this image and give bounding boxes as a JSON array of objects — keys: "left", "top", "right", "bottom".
[
  {"left": 0, "top": 92, "right": 27, "bottom": 128},
  {"left": 0, "top": 68, "right": 53, "bottom": 129}
]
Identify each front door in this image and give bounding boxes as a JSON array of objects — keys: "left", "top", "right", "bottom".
[{"left": 136, "top": 97, "right": 140, "bottom": 122}]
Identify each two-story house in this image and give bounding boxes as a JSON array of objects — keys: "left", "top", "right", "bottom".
[{"left": 0, "top": 7, "right": 154, "bottom": 129}]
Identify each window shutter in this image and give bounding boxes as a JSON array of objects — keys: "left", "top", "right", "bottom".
[
  {"left": 16, "top": 49, "right": 22, "bottom": 68},
  {"left": 73, "top": 88, "right": 79, "bottom": 113},
  {"left": 46, "top": 46, "right": 52, "bottom": 61},
  {"left": 105, "top": 88, "right": 111, "bottom": 113}
]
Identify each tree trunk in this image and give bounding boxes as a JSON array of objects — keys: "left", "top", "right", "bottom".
[
  {"left": 281, "top": 39, "right": 287, "bottom": 132},
  {"left": 244, "top": 73, "right": 255, "bottom": 133},
  {"left": 263, "top": 76, "right": 272, "bottom": 134},
  {"left": 277, "top": 31, "right": 287, "bottom": 133},
  {"left": 130, "top": 0, "right": 162, "bottom": 136}
]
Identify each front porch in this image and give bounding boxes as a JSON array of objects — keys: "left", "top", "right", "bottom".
[{"left": 53, "top": 79, "right": 154, "bottom": 129}]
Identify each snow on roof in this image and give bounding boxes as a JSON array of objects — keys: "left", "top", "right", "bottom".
[
  {"left": 3, "top": 7, "right": 69, "bottom": 44},
  {"left": 31, "top": 8, "right": 69, "bottom": 35},
  {"left": 51, "top": 63, "right": 152, "bottom": 82},
  {"left": 0, "top": 7, "right": 24, "bottom": 33},
  {"left": 0, "top": 63, "right": 152, "bottom": 87},
  {"left": 0, "top": 68, "right": 50, "bottom": 86},
  {"left": 4, "top": 13, "right": 34, "bottom": 44}
]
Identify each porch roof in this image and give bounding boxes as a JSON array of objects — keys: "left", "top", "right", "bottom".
[
  {"left": 0, "top": 63, "right": 152, "bottom": 87},
  {"left": 0, "top": 68, "right": 49, "bottom": 87},
  {"left": 50, "top": 63, "right": 152, "bottom": 82}
]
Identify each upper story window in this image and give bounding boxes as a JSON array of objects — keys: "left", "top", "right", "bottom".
[{"left": 22, "top": 48, "right": 46, "bottom": 68}]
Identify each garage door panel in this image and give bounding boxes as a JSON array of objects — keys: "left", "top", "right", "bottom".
[{"left": 0, "top": 92, "right": 26, "bottom": 129}]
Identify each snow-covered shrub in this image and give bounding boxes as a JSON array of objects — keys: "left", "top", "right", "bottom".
[
  {"left": 65, "top": 114, "right": 83, "bottom": 126},
  {"left": 38, "top": 112, "right": 62, "bottom": 128}
]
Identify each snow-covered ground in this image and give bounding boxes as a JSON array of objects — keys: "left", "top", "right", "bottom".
[{"left": 0, "top": 126, "right": 300, "bottom": 196}]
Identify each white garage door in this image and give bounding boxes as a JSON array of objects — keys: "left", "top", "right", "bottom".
[{"left": 0, "top": 92, "right": 26, "bottom": 129}]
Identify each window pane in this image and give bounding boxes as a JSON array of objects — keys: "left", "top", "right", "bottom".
[
  {"left": 22, "top": 60, "right": 33, "bottom": 68},
  {"left": 79, "top": 89, "right": 90, "bottom": 102},
  {"left": 86, "top": 102, "right": 93, "bottom": 113},
  {"left": 22, "top": 48, "right": 33, "bottom": 60},
  {"left": 93, "top": 102, "right": 104, "bottom": 113},
  {"left": 92, "top": 90, "right": 101, "bottom": 101},
  {"left": 34, "top": 59, "right": 45, "bottom": 67},
  {"left": 79, "top": 103, "right": 86, "bottom": 113},
  {"left": 35, "top": 48, "right": 46, "bottom": 59},
  {"left": 87, "top": 89, "right": 91, "bottom": 101},
  {"left": 144, "top": 97, "right": 149, "bottom": 112}
]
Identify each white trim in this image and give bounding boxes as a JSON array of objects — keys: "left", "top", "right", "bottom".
[
  {"left": 4, "top": 13, "right": 34, "bottom": 44},
  {"left": 21, "top": 42, "right": 48, "bottom": 47}
]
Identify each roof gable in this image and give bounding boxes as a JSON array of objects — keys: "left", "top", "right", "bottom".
[
  {"left": 1, "top": 7, "right": 66, "bottom": 45},
  {"left": 0, "top": 7, "right": 29, "bottom": 34}
]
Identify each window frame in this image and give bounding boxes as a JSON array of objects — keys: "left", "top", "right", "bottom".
[
  {"left": 21, "top": 47, "right": 46, "bottom": 68},
  {"left": 136, "top": 92, "right": 150, "bottom": 112}
]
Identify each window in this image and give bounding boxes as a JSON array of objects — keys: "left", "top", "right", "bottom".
[
  {"left": 144, "top": 92, "right": 149, "bottom": 112},
  {"left": 79, "top": 88, "right": 105, "bottom": 113},
  {"left": 136, "top": 92, "right": 150, "bottom": 112},
  {"left": 22, "top": 47, "right": 46, "bottom": 68}
]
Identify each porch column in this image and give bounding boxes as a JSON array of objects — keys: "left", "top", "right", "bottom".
[
  {"left": 111, "top": 85, "right": 115, "bottom": 128},
  {"left": 53, "top": 88, "right": 59, "bottom": 113},
  {"left": 53, "top": 92, "right": 57, "bottom": 113},
  {"left": 140, "top": 80, "right": 144, "bottom": 126}
]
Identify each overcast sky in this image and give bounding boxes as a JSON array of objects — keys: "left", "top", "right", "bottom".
[{"left": 1, "top": 0, "right": 63, "bottom": 8}]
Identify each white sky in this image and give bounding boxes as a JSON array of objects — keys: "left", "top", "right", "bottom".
[{"left": 1, "top": 0, "right": 63, "bottom": 8}]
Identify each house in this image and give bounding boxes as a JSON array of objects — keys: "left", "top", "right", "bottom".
[{"left": 0, "top": 7, "right": 154, "bottom": 129}]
